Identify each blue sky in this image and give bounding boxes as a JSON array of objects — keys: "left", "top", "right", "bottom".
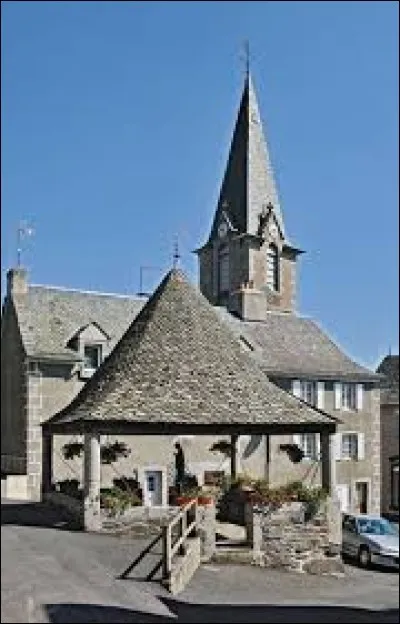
[{"left": 1, "top": 1, "right": 398, "bottom": 369}]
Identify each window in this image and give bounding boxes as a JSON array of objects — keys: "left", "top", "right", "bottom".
[
  {"left": 266, "top": 244, "right": 279, "bottom": 291},
  {"left": 299, "top": 434, "right": 318, "bottom": 460},
  {"left": 390, "top": 458, "right": 399, "bottom": 510},
  {"left": 218, "top": 244, "right": 229, "bottom": 294},
  {"left": 28, "top": 361, "right": 41, "bottom": 376},
  {"left": 83, "top": 344, "right": 102, "bottom": 372},
  {"left": 341, "top": 433, "right": 358, "bottom": 460},
  {"left": 300, "top": 381, "right": 317, "bottom": 407},
  {"left": 341, "top": 383, "right": 357, "bottom": 410}
]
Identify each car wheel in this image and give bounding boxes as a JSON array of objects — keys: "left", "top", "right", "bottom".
[{"left": 358, "top": 546, "right": 371, "bottom": 568}]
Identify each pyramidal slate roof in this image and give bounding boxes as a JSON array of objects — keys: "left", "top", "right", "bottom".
[
  {"left": 207, "top": 73, "right": 286, "bottom": 244},
  {"left": 46, "top": 269, "right": 337, "bottom": 430}
]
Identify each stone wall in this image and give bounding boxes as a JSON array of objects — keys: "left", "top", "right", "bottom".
[
  {"left": 196, "top": 502, "right": 216, "bottom": 561},
  {"left": 247, "top": 499, "right": 344, "bottom": 575},
  {"left": 380, "top": 402, "right": 399, "bottom": 514}
]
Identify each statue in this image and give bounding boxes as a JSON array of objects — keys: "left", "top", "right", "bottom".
[{"left": 174, "top": 442, "right": 185, "bottom": 493}]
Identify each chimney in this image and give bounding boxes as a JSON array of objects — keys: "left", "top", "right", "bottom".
[{"left": 7, "top": 268, "right": 28, "bottom": 297}]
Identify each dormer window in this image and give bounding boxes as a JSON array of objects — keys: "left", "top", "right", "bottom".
[
  {"left": 83, "top": 344, "right": 102, "bottom": 377},
  {"left": 266, "top": 243, "right": 279, "bottom": 291}
]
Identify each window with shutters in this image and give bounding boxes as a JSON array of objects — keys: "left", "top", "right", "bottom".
[
  {"left": 218, "top": 244, "right": 229, "bottom": 294},
  {"left": 300, "top": 381, "right": 317, "bottom": 407},
  {"left": 266, "top": 244, "right": 279, "bottom": 291},
  {"left": 299, "top": 434, "right": 318, "bottom": 460},
  {"left": 341, "top": 433, "right": 358, "bottom": 460},
  {"left": 82, "top": 344, "right": 102, "bottom": 377},
  {"left": 341, "top": 383, "right": 357, "bottom": 410}
]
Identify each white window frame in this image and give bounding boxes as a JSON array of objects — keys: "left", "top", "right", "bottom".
[
  {"left": 300, "top": 380, "right": 317, "bottom": 407},
  {"left": 82, "top": 343, "right": 103, "bottom": 378},
  {"left": 292, "top": 379, "right": 324, "bottom": 410},
  {"left": 334, "top": 382, "right": 363, "bottom": 411},
  {"left": 266, "top": 244, "right": 279, "bottom": 291},
  {"left": 340, "top": 432, "right": 359, "bottom": 461},
  {"left": 293, "top": 433, "right": 320, "bottom": 461},
  {"left": 341, "top": 383, "right": 357, "bottom": 411}
]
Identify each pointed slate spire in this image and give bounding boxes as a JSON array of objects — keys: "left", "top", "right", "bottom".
[{"left": 209, "top": 73, "right": 286, "bottom": 241}]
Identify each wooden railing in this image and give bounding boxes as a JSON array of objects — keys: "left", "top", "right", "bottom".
[
  {"left": 118, "top": 498, "right": 198, "bottom": 585},
  {"left": 162, "top": 498, "right": 198, "bottom": 581}
]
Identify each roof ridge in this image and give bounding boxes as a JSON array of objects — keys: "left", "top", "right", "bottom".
[{"left": 29, "top": 284, "right": 147, "bottom": 300}]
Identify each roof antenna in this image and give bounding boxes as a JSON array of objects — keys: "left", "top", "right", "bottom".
[
  {"left": 172, "top": 237, "right": 180, "bottom": 269},
  {"left": 16, "top": 220, "right": 35, "bottom": 267},
  {"left": 388, "top": 345, "right": 392, "bottom": 357}
]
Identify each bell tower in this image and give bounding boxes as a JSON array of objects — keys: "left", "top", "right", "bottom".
[{"left": 196, "top": 72, "right": 303, "bottom": 319}]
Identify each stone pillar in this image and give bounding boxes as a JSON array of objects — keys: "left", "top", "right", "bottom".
[
  {"left": 245, "top": 502, "right": 262, "bottom": 552},
  {"left": 321, "top": 431, "right": 335, "bottom": 494},
  {"left": 41, "top": 431, "right": 53, "bottom": 497},
  {"left": 83, "top": 432, "right": 101, "bottom": 532},
  {"left": 196, "top": 502, "right": 216, "bottom": 562}
]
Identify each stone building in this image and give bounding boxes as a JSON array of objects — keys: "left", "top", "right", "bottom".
[
  {"left": 1, "top": 71, "right": 381, "bottom": 513},
  {"left": 376, "top": 355, "right": 399, "bottom": 518}
]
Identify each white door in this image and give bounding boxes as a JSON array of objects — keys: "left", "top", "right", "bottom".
[
  {"left": 336, "top": 484, "right": 350, "bottom": 513},
  {"left": 144, "top": 470, "right": 162, "bottom": 507}
]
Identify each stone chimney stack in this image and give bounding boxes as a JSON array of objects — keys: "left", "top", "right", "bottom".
[{"left": 7, "top": 268, "right": 28, "bottom": 297}]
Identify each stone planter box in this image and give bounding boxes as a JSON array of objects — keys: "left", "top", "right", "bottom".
[{"left": 245, "top": 497, "right": 344, "bottom": 576}]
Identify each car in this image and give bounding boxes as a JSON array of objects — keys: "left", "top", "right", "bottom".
[{"left": 342, "top": 513, "right": 399, "bottom": 569}]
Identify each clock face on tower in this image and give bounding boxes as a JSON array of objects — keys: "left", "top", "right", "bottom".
[{"left": 218, "top": 222, "right": 228, "bottom": 238}]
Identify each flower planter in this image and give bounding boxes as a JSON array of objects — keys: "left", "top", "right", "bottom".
[
  {"left": 197, "top": 496, "right": 214, "bottom": 506},
  {"left": 176, "top": 496, "right": 197, "bottom": 507}
]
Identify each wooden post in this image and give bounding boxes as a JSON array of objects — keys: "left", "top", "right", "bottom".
[
  {"left": 265, "top": 434, "right": 270, "bottom": 485},
  {"left": 41, "top": 431, "right": 53, "bottom": 497},
  {"left": 179, "top": 508, "right": 187, "bottom": 555},
  {"left": 321, "top": 431, "right": 335, "bottom": 494},
  {"left": 230, "top": 435, "right": 238, "bottom": 480},
  {"left": 162, "top": 525, "right": 172, "bottom": 580}
]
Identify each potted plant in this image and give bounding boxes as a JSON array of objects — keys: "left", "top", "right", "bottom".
[
  {"left": 176, "top": 486, "right": 200, "bottom": 506},
  {"left": 197, "top": 487, "right": 216, "bottom": 506}
]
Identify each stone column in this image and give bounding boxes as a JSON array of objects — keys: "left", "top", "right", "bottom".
[
  {"left": 83, "top": 432, "right": 101, "bottom": 532},
  {"left": 196, "top": 502, "right": 216, "bottom": 562},
  {"left": 41, "top": 431, "right": 53, "bottom": 497}
]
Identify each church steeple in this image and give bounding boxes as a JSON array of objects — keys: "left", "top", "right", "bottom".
[
  {"left": 208, "top": 72, "right": 286, "bottom": 243},
  {"left": 197, "top": 70, "right": 303, "bottom": 320}
]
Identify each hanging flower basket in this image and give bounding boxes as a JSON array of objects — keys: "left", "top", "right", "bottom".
[
  {"left": 62, "top": 440, "right": 131, "bottom": 464},
  {"left": 62, "top": 442, "right": 84, "bottom": 460}
]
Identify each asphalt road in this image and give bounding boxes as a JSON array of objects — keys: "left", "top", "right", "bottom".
[{"left": 1, "top": 500, "right": 399, "bottom": 623}]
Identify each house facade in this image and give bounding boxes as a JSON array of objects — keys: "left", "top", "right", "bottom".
[
  {"left": 376, "top": 355, "right": 399, "bottom": 518},
  {"left": 1, "top": 72, "right": 381, "bottom": 513}
]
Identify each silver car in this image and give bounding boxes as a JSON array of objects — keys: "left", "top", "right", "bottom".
[{"left": 342, "top": 513, "right": 399, "bottom": 569}]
